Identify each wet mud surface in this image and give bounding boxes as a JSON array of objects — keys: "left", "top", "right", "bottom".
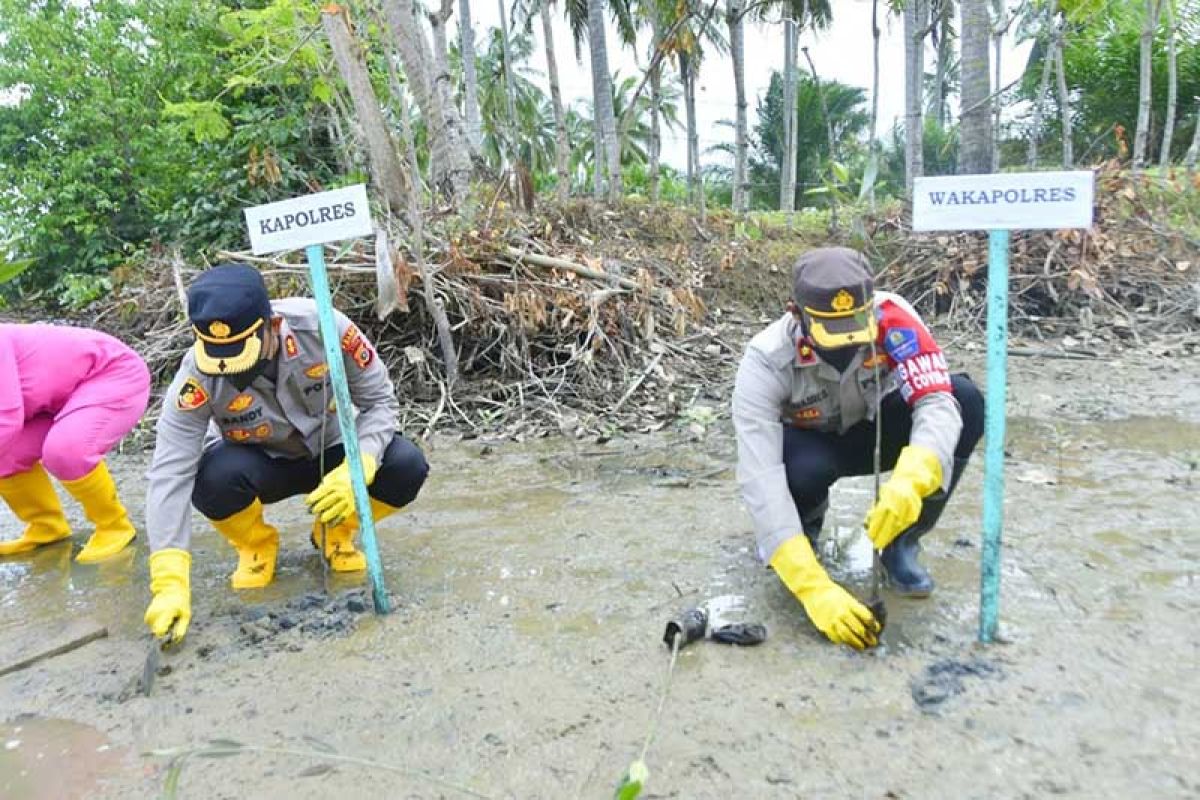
[{"left": 1, "top": 348, "right": 1199, "bottom": 798}]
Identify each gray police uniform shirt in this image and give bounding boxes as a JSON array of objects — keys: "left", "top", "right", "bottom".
[
  {"left": 733, "top": 291, "right": 963, "bottom": 563},
  {"left": 145, "top": 298, "right": 399, "bottom": 553}
]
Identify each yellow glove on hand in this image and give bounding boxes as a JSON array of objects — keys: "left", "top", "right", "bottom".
[
  {"left": 770, "top": 536, "right": 880, "bottom": 650},
  {"left": 865, "top": 445, "right": 944, "bottom": 550},
  {"left": 306, "top": 453, "right": 378, "bottom": 526},
  {"left": 144, "top": 549, "right": 191, "bottom": 643}
]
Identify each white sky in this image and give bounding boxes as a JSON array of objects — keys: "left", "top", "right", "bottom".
[{"left": 470, "top": 0, "right": 1034, "bottom": 170}]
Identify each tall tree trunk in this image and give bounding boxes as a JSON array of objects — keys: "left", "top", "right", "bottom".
[
  {"left": 991, "top": 0, "right": 1004, "bottom": 171},
  {"left": 592, "top": 123, "right": 605, "bottom": 198},
  {"left": 497, "top": 0, "right": 518, "bottom": 161},
  {"left": 458, "top": 0, "right": 483, "bottom": 154},
  {"left": 382, "top": 33, "right": 458, "bottom": 384},
  {"left": 538, "top": 3, "right": 570, "bottom": 202},
  {"left": 1186, "top": 103, "right": 1200, "bottom": 174},
  {"left": 649, "top": 22, "right": 663, "bottom": 202},
  {"left": 321, "top": 7, "right": 408, "bottom": 215},
  {"left": 1054, "top": 28, "right": 1072, "bottom": 167},
  {"left": 728, "top": 0, "right": 748, "bottom": 214},
  {"left": 780, "top": 15, "right": 797, "bottom": 211},
  {"left": 802, "top": 46, "right": 838, "bottom": 231},
  {"left": 868, "top": 0, "right": 881, "bottom": 209},
  {"left": 393, "top": 80, "right": 459, "bottom": 388},
  {"left": 904, "top": 0, "right": 928, "bottom": 197},
  {"left": 1133, "top": 0, "right": 1163, "bottom": 169},
  {"left": 383, "top": 0, "right": 471, "bottom": 202},
  {"left": 932, "top": 0, "right": 951, "bottom": 129},
  {"left": 587, "top": 0, "right": 621, "bottom": 200},
  {"left": 680, "top": 51, "right": 699, "bottom": 204},
  {"left": 959, "top": 0, "right": 993, "bottom": 174},
  {"left": 1159, "top": 0, "right": 1177, "bottom": 168},
  {"left": 1027, "top": 2, "right": 1057, "bottom": 168}
]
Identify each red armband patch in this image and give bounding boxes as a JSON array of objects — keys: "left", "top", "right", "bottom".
[{"left": 877, "top": 297, "right": 952, "bottom": 404}]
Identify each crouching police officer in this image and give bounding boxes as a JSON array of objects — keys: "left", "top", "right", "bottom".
[
  {"left": 143, "top": 263, "right": 428, "bottom": 642},
  {"left": 733, "top": 248, "right": 983, "bottom": 650}
]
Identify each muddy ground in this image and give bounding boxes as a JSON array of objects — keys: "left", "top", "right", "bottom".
[{"left": 1, "top": 341, "right": 1199, "bottom": 799}]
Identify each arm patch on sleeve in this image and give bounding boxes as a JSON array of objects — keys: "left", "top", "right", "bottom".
[
  {"left": 340, "top": 324, "right": 376, "bottom": 369},
  {"left": 876, "top": 297, "right": 952, "bottom": 405},
  {"left": 176, "top": 377, "right": 209, "bottom": 411},
  {"left": 884, "top": 327, "right": 920, "bottom": 361}
]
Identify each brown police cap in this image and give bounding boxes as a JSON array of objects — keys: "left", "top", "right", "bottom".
[{"left": 792, "top": 247, "right": 876, "bottom": 348}]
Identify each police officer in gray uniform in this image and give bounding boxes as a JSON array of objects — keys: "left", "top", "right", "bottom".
[
  {"left": 733, "top": 248, "right": 983, "bottom": 650},
  {"left": 143, "top": 264, "right": 428, "bottom": 643}
]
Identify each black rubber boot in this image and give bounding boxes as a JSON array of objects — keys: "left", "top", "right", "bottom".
[
  {"left": 881, "top": 457, "right": 969, "bottom": 598},
  {"left": 801, "top": 499, "right": 828, "bottom": 548}
]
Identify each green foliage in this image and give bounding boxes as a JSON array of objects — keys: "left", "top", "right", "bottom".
[
  {"left": 54, "top": 273, "right": 113, "bottom": 310},
  {"left": 877, "top": 119, "right": 960, "bottom": 193},
  {"left": 623, "top": 162, "right": 690, "bottom": 203},
  {"left": 161, "top": 99, "right": 232, "bottom": 142},
  {"left": 573, "top": 72, "right": 682, "bottom": 176},
  {"left": 748, "top": 71, "right": 871, "bottom": 211},
  {"left": 1020, "top": 0, "right": 1200, "bottom": 164},
  {"left": 0, "top": 0, "right": 341, "bottom": 298},
  {"left": 614, "top": 759, "right": 649, "bottom": 799},
  {"left": 0, "top": 248, "right": 34, "bottom": 285},
  {"left": 471, "top": 26, "right": 558, "bottom": 172}
]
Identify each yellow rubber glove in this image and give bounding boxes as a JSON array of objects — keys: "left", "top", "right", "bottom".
[
  {"left": 770, "top": 535, "right": 880, "bottom": 650},
  {"left": 306, "top": 453, "right": 378, "bottom": 526},
  {"left": 144, "top": 549, "right": 191, "bottom": 643},
  {"left": 865, "top": 445, "right": 944, "bottom": 550}
]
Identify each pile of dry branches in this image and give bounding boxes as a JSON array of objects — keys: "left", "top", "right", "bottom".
[
  {"left": 868, "top": 163, "right": 1200, "bottom": 345},
  {"left": 81, "top": 166, "right": 1199, "bottom": 438},
  {"left": 95, "top": 200, "right": 744, "bottom": 440}
]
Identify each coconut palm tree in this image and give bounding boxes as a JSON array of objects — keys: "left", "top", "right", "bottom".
[
  {"left": 727, "top": 0, "right": 748, "bottom": 212},
  {"left": 458, "top": 0, "right": 484, "bottom": 154},
  {"left": 574, "top": 72, "right": 682, "bottom": 169},
  {"left": 514, "top": 0, "right": 574, "bottom": 201},
  {"left": 559, "top": 0, "right": 636, "bottom": 199},
  {"left": 959, "top": 0, "right": 993, "bottom": 173},
  {"left": 476, "top": 27, "right": 558, "bottom": 173},
  {"left": 1133, "top": 0, "right": 1166, "bottom": 169},
  {"left": 382, "top": 0, "right": 473, "bottom": 202},
  {"left": 904, "top": 0, "right": 930, "bottom": 197},
  {"left": 762, "top": 0, "right": 832, "bottom": 212}
]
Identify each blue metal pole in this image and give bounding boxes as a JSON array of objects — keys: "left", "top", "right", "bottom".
[
  {"left": 979, "top": 229, "right": 1009, "bottom": 643},
  {"left": 305, "top": 244, "right": 391, "bottom": 614}
]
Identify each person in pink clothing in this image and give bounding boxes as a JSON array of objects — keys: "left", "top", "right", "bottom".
[{"left": 0, "top": 322, "right": 151, "bottom": 562}]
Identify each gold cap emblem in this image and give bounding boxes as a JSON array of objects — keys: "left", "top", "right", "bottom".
[
  {"left": 208, "top": 320, "right": 231, "bottom": 338},
  {"left": 831, "top": 289, "right": 855, "bottom": 313}
]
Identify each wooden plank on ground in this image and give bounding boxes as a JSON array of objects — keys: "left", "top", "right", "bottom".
[{"left": 0, "top": 618, "right": 108, "bottom": 678}]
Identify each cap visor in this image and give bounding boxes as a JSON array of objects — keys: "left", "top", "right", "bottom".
[
  {"left": 194, "top": 332, "right": 263, "bottom": 375},
  {"left": 808, "top": 314, "right": 877, "bottom": 349}
]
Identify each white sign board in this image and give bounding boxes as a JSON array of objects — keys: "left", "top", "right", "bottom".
[
  {"left": 912, "top": 170, "right": 1094, "bottom": 231},
  {"left": 244, "top": 184, "right": 373, "bottom": 255}
]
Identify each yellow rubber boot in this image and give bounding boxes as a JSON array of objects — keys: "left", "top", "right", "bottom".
[
  {"left": 311, "top": 498, "right": 399, "bottom": 572},
  {"left": 211, "top": 499, "right": 279, "bottom": 589},
  {"left": 0, "top": 463, "right": 71, "bottom": 556},
  {"left": 61, "top": 461, "right": 138, "bottom": 563}
]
